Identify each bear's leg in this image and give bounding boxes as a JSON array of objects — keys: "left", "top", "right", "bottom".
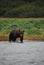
[
  {"left": 12, "top": 36, "right": 16, "bottom": 42},
  {"left": 9, "top": 38, "right": 12, "bottom": 41},
  {"left": 20, "top": 37, "right": 23, "bottom": 43},
  {"left": 9, "top": 33, "right": 14, "bottom": 42}
]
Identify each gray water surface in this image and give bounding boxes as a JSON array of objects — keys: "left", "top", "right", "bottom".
[{"left": 0, "top": 40, "right": 44, "bottom": 65}]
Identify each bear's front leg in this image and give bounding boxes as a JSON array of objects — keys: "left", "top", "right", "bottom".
[
  {"left": 12, "top": 37, "right": 16, "bottom": 42},
  {"left": 20, "top": 37, "right": 23, "bottom": 43}
]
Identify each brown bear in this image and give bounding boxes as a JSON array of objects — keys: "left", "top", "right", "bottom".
[{"left": 9, "top": 29, "right": 24, "bottom": 43}]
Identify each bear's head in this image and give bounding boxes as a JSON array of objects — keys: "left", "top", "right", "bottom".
[
  {"left": 17, "top": 29, "right": 24, "bottom": 42},
  {"left": 18, "top": 29, "right": 24, "bottom": 37}
]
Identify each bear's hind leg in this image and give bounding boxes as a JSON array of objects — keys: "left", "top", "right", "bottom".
[{"left": 9, "top": 33, "right": 13, "bottom": 42}]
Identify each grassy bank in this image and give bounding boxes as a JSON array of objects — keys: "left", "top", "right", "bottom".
[{"left": 0, "top": 18, "right": 44, "bottom": 41}]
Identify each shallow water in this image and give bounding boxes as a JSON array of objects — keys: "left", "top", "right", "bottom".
[{"left": 0, "top": 40, "right": 44, "bottom": 65}]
